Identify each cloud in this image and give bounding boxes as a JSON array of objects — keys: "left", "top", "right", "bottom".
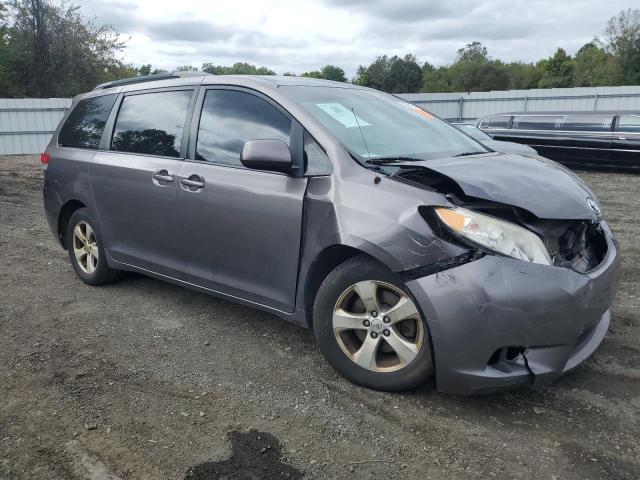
[
  {"left": 323, "top": 0, "right": 476, "bottom": 22},
  {"left": 80, "top": 0, "right": 140, "bottom": 33},
  {"left": 146, "top": 20, "right": 235, "bottom": 43},
  {"left": 74, "top": 0, "right": 633, "bottom": 78}
]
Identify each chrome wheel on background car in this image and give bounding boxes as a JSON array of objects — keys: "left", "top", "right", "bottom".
[
  {"left": 314, "top": 256, "right": 433, "bottom": 392},
  {"left": 72, "top": 221, "right": 99, "bottom": 274},
  {"left": 333, "top": 280, "right": 424, "bottom": 372}
]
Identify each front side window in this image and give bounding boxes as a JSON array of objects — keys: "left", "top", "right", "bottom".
[
  {"left": 617, "top": 115, "right": 640, "bottom": 133},
  {"left": 58, "top": 94, "right": 117, "bottom": 149},
  {"left": 281, "top": 86, "right": 486, "bottom": 161},
  {"left": 111, "top": 90, "right": 193, "bottom": 158},
  {"left": 196, "top": 89, "right": 292, "bottom": 166},
  {"left": 483, "top": 116, "right": 510, "bottom": 129}
]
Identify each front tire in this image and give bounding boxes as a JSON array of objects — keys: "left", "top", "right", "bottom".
[
  {"left": 66, "top": 208, "right": 119, "bottom": 286},
  {"left": 313, "top": 256, "right": 433, "bottom": 391}
]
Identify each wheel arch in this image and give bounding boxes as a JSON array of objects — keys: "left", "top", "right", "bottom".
[
  {"left": 58, "top": 199, "right": 87, "bottom": 249},
  {"left": 303, "top": 245, "right": 382, "bottom": 329}
]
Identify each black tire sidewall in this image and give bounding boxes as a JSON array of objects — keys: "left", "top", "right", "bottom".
[
  {"left": 313, "top": 257, "right": 434, "bottom": 392},
  {"left": 66, "top": 208, "right": 114, "bottom": 286}
]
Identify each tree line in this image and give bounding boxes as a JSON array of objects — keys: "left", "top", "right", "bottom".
[{"left": 0, "top": 1, "right": 638, "bottom": 98}]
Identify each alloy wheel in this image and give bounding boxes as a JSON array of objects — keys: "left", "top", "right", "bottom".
[
  {"left": 72, "top": 221, "right": 99, "bottom": 274},
  {"left": 332, "top": 280, "right": 425, "bottom": 373}
]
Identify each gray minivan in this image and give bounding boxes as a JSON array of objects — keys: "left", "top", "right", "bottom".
[{"left": 42, "top": 74, "right": 620, "bottom": 394}]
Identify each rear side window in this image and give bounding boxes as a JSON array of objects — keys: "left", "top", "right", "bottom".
[
  {"left": 563, "top": 115, "right": 613, "bottom": 131},
  {"left": 196, "top": 89, "right": 291, "bottom": 166},
  {"left": 617, "top": 115, "right": 640, "bottom": 133},
  {"left": 111, "top": 90, "right": 193, "bottom": 158},
  {"left": 58, "top": 94, "right": 117, "bottom": 149},
  {"left": 512, "top": 115, "right": 563, "bottom": 130}
]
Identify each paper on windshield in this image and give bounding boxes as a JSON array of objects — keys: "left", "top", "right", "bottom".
[
  {"left": 396, "top": 101, "right": 433, "bottom": 120},
  {"left": 315, "top": 103, "right": 371, "bottom": 128}
]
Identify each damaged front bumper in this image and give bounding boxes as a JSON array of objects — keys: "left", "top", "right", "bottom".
[{"left": 406, "top": 228, "right": 620, "bottom": 395}]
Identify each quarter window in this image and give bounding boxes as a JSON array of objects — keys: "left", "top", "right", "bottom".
[
  {"left": 196, "top": 89, "right": 291, "bottom": 166},
  {"left": 111, "top": 90, "right": 193, "bottom": 158},
  {"left": 58, "top": 94, "right": 117, "bottom": 149},
  {"left": 617, "top": 115, "right": 640, "bottom": 133},
  {"left": 304, "top": 131, "right": 332, "bottom": 175}
]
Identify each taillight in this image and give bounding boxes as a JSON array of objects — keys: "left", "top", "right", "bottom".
[{"left": 40, "top": 153, "right": 51, "bottom": 164}]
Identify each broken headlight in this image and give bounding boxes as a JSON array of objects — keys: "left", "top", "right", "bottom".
[{"left": 435, "top": 207, "right": 552, "bottom": 265}]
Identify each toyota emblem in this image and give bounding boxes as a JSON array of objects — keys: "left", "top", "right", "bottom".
[{"left": 587, "top": 197, "right": 601, "bottom": 217}]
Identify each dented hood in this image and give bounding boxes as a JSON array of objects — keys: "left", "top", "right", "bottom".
[{"left": 399, "top": 152, "right": 600, "bottom": 221}]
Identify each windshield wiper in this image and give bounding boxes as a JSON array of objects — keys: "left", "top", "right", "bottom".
[
  {"left": 452, "top": 151, "right": 485, "bottom": 157},
  {"left": 365, "top": 156, "right": 423, "bottom": 165}
]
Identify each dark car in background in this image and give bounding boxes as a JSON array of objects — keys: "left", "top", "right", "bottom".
[
  {"left": 477, "top": 111, "right": 640, "bottom": 170},
  {"left": 451, "top": 122, "right": 538, "bottom": 156},
  {"left": 42, "top": 74, "right": 620, "bottom": 394}
]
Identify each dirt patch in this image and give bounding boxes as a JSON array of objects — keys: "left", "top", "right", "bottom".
[
  {"left": 1, "top": 155, "right": 639, "bottom": 479},
  {"left": 184, "top": 430, "right": 302, "bottom": 480}
]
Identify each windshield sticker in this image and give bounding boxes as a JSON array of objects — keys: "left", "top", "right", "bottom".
[
  {"left": 315, "top": 103, "right": 371, "bottom": 128},
  {"left": 396, "top": 101, "right": 434, "bottom": 119},
  {"left": 410, "top": 106, "right": 433, "bottom": 120}
]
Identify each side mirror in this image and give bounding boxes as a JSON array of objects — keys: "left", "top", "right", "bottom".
[{"left": 240, "top": 139, "right": 292, "bottom": 173}]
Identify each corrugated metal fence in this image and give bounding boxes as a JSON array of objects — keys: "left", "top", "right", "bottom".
[
  {"left": 1, "top": 85, "right": 640, "bottom": 154},
  {"left": 397, "top": 85, "right": 640, "bottom": 122},
  {"left": 0, "top": 98, "right": 71, "bottom": 155}
]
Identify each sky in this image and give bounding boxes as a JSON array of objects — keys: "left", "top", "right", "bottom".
[{"left": 76, "top": 0, "right": 634, "bottom": 78}]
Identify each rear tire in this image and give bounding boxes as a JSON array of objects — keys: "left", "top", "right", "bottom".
[
  {"left": 66, "top": 208, "right": 119, "bottom": 286},
  {"left": 313, "top": 255, "right": 433, "bottom": 391}
]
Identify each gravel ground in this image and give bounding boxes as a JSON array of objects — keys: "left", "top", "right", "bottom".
[{"left": 0, "top": 154, "right": 638, "bottom": 480}]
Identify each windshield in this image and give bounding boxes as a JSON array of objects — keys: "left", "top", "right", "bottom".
[
  {"left": 281, "top": 86, "right": 487, "bottom": 161},
  {"left": 455, "top": 124, "right": 493, "bottom": 142}
]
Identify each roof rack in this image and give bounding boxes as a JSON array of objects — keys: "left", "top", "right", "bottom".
[{"left": 94, "top": 70, "right": 210, "bottom": 91}]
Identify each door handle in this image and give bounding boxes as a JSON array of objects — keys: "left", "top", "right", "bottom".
[
  {"left": 152, "top": 170, "right": 174, "bottom": 182},
  {"left": 181, "top": 175, "right": 205, "bottom": 190},
  {"left": 617, "top": 136, "right": 628, "bottom": 140}
]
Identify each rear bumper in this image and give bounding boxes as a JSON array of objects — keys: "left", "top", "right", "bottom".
[{"left": 406, "top": 228, "right": 621, "bottom": 395}]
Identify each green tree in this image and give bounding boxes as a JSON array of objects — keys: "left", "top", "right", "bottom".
[
  {"left": 0, "top": 1, "right": 19, "bottom": 96},
  {"left": 422, "top": 42, "right": 509, "bottom": 93},
  {"left": 356, "top": 54, "right": 421, "bottom": 93},
  {"left": 353, "top": 65, "right": 368, "bottom": 86},
  {"left": 538, "top": 48, "right": 575, "bottom": 88},
  {"left": 386, "top": 54, "right": 422, "bottom": 92},
  {"left": 359, "top": 55, "right": 390, "bottom": 90},
  {"left": 202, "top": 62, "right": 275, "bottom": 75},
  {"left": 421, "top": 63, "right": 452, "bottom": 92},
  {"left": 321, "top": 64, "right": 346, "bottom": 82},
  {"left": 457, "top": 41, "right": 488, "bottom": 62},
  {"left": 573, "top": 42, "right": 622, "bottom": 86},
  {"left": 301, "top": 70, "right": 322, "bottom": 79},
  {"left": 1, "top": 0, "right": 132, "bottom": 97},
  {"left": 302, "top": 65, "right": 346, "bottom": 82},
  {"left": 138, "top": 64, "right": 152, "bottom": 76},
  {"left": 504, "top": 62, "right": 542, "bottom": 90},
  {"left": 604, "top": 9, "right": 640, "bottom": 84}
]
